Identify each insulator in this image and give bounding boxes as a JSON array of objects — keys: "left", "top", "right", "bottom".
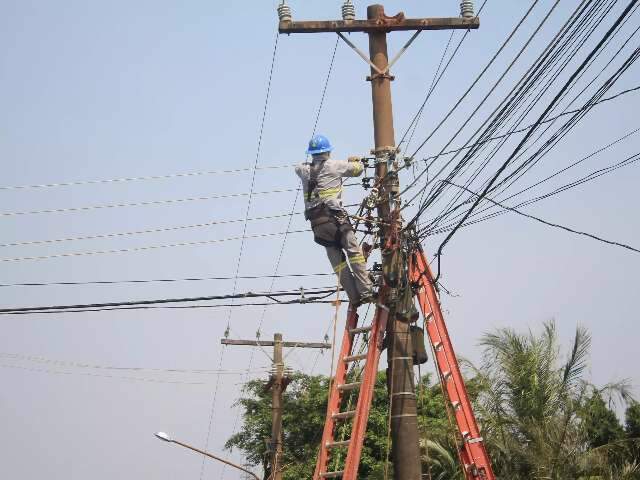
[
  {"left": 341, "top": 0, "right": 356, "bottom": 21},
  {"left": 277, "top": 2, "right": 292, "bottom": 22},
  {"left": 460, "top": 0, "right": 475, "bottom": 18}
]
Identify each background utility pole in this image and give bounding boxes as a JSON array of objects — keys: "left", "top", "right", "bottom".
[
  {"left": 279, "top": 4, "right": 479, "bottom": 479},
  {"left": 221, "top": 334, "right": 331, "bottom": 480}
]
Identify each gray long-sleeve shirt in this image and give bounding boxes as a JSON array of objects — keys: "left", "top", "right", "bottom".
[{"left": 295, "top": 157, "right": 364, "bottom": 212}]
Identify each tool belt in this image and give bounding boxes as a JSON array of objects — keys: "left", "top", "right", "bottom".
[{"left": 305, "top": 204, "right": 353, "bottom": 248}]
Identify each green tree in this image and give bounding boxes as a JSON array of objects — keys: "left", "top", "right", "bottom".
[
  {"left": 624, "top": 402, "right": 640, "bottom": 478},
  {"left": 226, "top": 321, "right": 636, "bottom": 479},
  {"left": 626, "top": 402, "right": 640, "bottom": 439},
  {"left": 581, "top": 391, "right": 624, "bottom": 448},
  {"left": 225, "top": 369, "right": 459, "bottom": 479},
  {"left": 469, "top": 320, "right": 634, "bottom": 479}
]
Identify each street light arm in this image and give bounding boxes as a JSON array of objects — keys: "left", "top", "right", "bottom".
[{"left": 170, "top": 439, "right": 260, "bottom": 480}]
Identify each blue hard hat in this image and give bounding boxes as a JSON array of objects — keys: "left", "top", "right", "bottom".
[{"left": 306, "top": 134, "right": 333, "bottom": 155}]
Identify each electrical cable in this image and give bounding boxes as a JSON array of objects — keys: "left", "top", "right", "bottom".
[
  {"left": 401, "top": 30, "right": 455, "bottom": 157},
  {"left": 423, "top": 125, "right": 640, "bottom": 234},
  {"left": 397, "top": 0, "right": 490, "bottom": 151},
  {"left": 481, "top": 25, "right": 640, "bottom": 203},
  {"left": 0, "top": 212, "right": 302, "bottom": 248},
  {"left": 425, "top": 150, "right": 640, "bottom": 237},
  {"left": 0, "top": 286, "right": 337, "bottom": 314},
  {"left": 430, "top": 0, "right": 639, "bottom": 281},
  {"left": 0, "top": 272, "right": 334, "bottom": 288},
  {"left": 401, "top": 0, "right": 589, "bottom": 233},
  {"left": 0, "top": 187, "right": 297, "bottom": 218},
  {"left": 406, "top": 0, "right": 621, "bottom": 228},
  {"left": 1, "top": 299, "right": 346, "bottom": 315},
  {"left": 0, "top": 164, "right": 296, "bottom": 192},
  {"left": 401, "top": 0, "right": 568, "bottom": 210},
  {"left": 0, "top": 229, "right": 311, "bottom": 263},
  {"left": 411, "top": 84, "right": 640, "bottom": 169},
  {"left": 0, "top": 199, "right": 360, "bottom": 251},
  {"left": 419, "top": 18, "right": 634, "bottom": 236},
  {"left": 408, "top": 0, "right": 544, "bottom": 158},
  {"left": 404, "top": 0, "right": 601, "bottom": 213},
  {"left": 221, "top": 36, "right": 342, "bottom": 480},
  {"left": 0, "top": 352, "right": 272, "bottom": 375},
  {"left": 0, "top": 363, "right": 208, "bottom": 385},
  {"left": 443, "top": 181, "right": 640, "bottom": 254}
]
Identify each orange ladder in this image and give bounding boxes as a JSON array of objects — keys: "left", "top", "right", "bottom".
[
  {"left": 313, "top": 294, "right": 389, "bottom": 480},
  {"left": 410, "top": 246, "right": 495, "bottom": 479}
]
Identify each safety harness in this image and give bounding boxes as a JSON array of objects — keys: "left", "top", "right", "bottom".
[{"left": 305, "top": 160, "right": 353, "bottom": 249}]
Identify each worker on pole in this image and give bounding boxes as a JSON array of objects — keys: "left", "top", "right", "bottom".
[{"left": 295, "top": 134, "right": 374, "bottom": 306}]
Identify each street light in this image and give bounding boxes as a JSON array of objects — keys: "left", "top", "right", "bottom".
[{"left": 154, "top": 431, "right": 260, "bottom": 480}]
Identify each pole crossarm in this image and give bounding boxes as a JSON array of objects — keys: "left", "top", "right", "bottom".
[
  {"left": 279, "top": 17, "right": 479, "bottom": 34},
  {"left": 220, "top": 339, "right": 331, "bottom": 349}
]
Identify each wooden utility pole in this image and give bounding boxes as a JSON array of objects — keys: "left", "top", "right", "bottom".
[
  {"left": 221, "top": 334, "right": 331, "bottom": 480},
  {"left": 279, "top": 4, "right": 479, "bottom": 479},
  {"left": 271, "top": 333, "right": 284, "bottom": 480}
]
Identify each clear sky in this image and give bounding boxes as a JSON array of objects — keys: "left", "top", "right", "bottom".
[{"left": 1, "top": 1, "right": 639, "bottom": 479}]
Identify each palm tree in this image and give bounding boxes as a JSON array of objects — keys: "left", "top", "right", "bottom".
[{"left": 467, "top": 321, "right": 634, "bottom": 479}]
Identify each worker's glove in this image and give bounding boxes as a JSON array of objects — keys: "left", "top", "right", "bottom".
[{"left": 348, "top": 156, "right": 364, "bottom": 163}]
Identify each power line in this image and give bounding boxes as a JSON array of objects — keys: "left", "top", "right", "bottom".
[
  {"left": 220, "top": 36, "right": 342, "bottom": 480},
  {"left": 0, "top": 272, "right": 333, "bottom": 288},
  {"left": 0, "top": 352, "right": 272, "bottom": 375},
  {"left": 422, "top": 127, "right": 640, "bottom": 231},
  {"left": 406, "top": 0, "right": 609, "bottom": 212},
  {"left": 400, "top": 0, "right": 566, "bottom": 211},
  {"left": 482, "top": 37, "right": 640, "bottom": 202},
  {"left": 1, "top": 299, "right": 344, "bottom": 315},
  {"left": 203, "top": 31, "right": 280, "bottom": 480},
  {"left": 0, "top": 285, "right": 338, "bottom": 314},
  {"left": 409, "top": 0, "right": 545, "bottom": 157},
  {"left": 0, "top": 164, "right": 296, "bottom": 192},
  {"left": 406, "top": 0, "right": 625, "bottom": 226},
  {"left": 420, "top": 1, "right": 632, "bottom": 233},
  {"left": 443, "top": 181, "right": 640, "bottom": 254},
  {"left": 409, "top": 84, "right": 640, "bottom": 192},
  {"left": 398, "top": 0, "right": 490, "bottom": 151},
  {"left": 0, "top": 229, "right": 310, "bottom": 263},
  {"left": 424, "top": 150, "right": 640, "bottom": 238},
  {"left": 0, "top": 212, "right": 300, "bottom": 248},
  {"left": 401, "top": 29, "right": 454, "bottom": 156},
  {"left": 0, "top": 363, "right": 208, "bottom": 385},
  {"left": 1, "top": 198, "right": 361, "bottom": 249},
  {"left": 0, "top": 187, "right": 298, "bottom": 217},
  {"left": 429, "top": 0, "right": 640, "bottom": 281}
]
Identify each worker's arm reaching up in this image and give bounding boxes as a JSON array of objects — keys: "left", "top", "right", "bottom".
[{"left": 336, "top": 156, "right": 364, "bottom": 177}]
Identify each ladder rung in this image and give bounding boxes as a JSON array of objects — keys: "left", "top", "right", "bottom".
[
  {"left": 337, "top": 382, "right": 361, "bottom": 391},
  {"left": 349, "top": 325, "right": 372, "bottom": 335},
  {"left": 332, "top": 409, "right": 356, "bottom": 420},
  {"left": 320, "top": 471, "right": 344, "bottom": 478},
  {"left": 343, "top": 353, "right": 367, "bottom": 363},
  {"left": 326, "top": 439, "right": 351, "bottom": 449}
]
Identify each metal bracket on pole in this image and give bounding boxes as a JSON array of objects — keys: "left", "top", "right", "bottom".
[
  {"left": 385, "top": 30, "right": 421, "bottom": 72},
  {"left": 337, "top": 32, "right": 385, "bottom": 75},
  {"left": 338, "top": 29, "right": 421, "bottom": 79}
]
